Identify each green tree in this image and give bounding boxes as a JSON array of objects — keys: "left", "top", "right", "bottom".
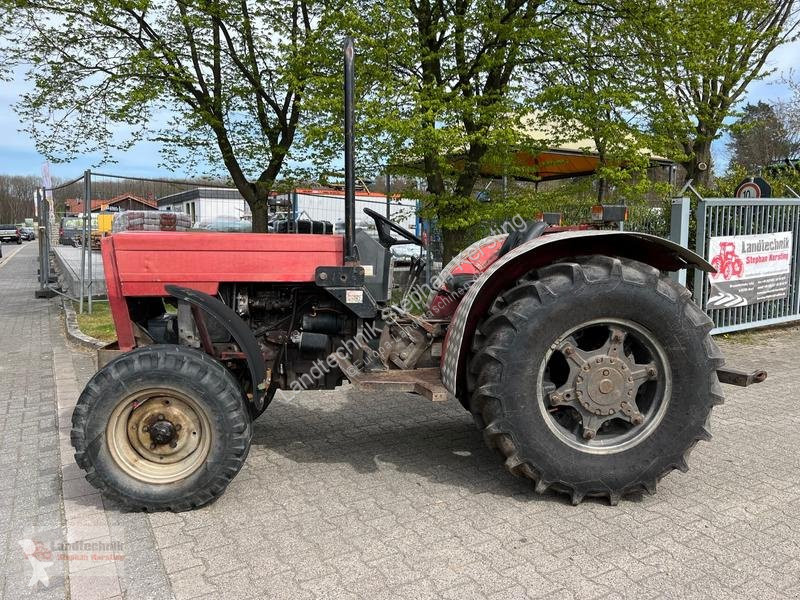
[
  {"left": 0, "top": 0, "right": 338, "bottom": 231},
  {"left": 304, "top": 0, "right": 551, "bottom": 260},
  {"left": 532, "top": 2, "right": 662, "bottom": 204},
  {"left": 729, "top": 101, "right": 799, "bottom": 171},
  {"left": 635, "top": 0, "right": 799, "bottom": 188}
]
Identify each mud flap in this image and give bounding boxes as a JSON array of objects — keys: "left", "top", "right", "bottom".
[{"left": 165, "top": 285, "right": 269, "bottom": 411}]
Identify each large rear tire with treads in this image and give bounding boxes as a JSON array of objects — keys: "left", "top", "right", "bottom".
[{"left": 467, "top": 256, "right": 724, "bottom": 505}]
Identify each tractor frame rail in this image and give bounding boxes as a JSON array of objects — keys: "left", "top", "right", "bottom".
[{"left": 717, "top": 367, "right": 768, "bottom": 387}]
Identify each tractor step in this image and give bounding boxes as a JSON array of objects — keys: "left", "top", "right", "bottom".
[{"left": 351, "top": 367, "right": 451, "bottom": 402}]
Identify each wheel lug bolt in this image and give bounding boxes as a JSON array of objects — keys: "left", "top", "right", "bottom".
[
  {"left": 607, "top": 409, "right": 614, "bottom": 415},
  {"left": 157, "top": 414, "right": 165, "bottom": 421},
  {"left": 583, "top": 429, "right": 596, "bottom": 440},
  {"left": 602, "top": 369, "right": 609, "bottom": 376},
  {"left": 564, "top": 346, "right": 574, "bottom": 356},
  {"left": 632, "top": 415, "right": 644, "bottom": 425},
  {"left": 647, "top": 368, "right": 657, "bottom": 377}
]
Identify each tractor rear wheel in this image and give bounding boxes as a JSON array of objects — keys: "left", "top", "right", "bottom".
[
  {"left": 467, "top": 256, "right": 724, "bottom": 505},
  {"left": 71, "top": 345, "right": 252, "bottom": 511}
]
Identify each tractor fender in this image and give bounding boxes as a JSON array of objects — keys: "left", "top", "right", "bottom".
[
  {"left": 165, "top": 285, "right": 269, "bottom": 411},
  {"left": 440, "top": 230, "right": 713, "bottom": 398}
]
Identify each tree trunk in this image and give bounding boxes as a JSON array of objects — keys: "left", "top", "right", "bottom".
[
  {"left": 682, "top": 139, "right": 713, "bottom": 189},
  {"left": 442, "top": 228, "right": 474, "bottom": 263},
  {"left": 250, "top": 200, "right": 269, "bottom": 234},
  {"left": 438, "top": 143, "right": 485, "bottom": 262},
  {"left": 249, "top": 180, "right": 274, "bottom": 233}
]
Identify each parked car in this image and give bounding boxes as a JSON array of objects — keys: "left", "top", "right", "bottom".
[
  {"left": 193, "top": 216, "right": 252, "bottom": 232},
  {"left": 59, "top": 217, "right": 84, "bottom": 245},
  {"left": 0, "top": 224, "right": 22, "bottom": 244},
  {"left": 19, "top": 226, "right": 35, "bottom": 241}
]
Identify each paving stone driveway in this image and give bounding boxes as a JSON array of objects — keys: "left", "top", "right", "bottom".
[{"left": 1, "top": 242, "right": 799, "bottom": 599}]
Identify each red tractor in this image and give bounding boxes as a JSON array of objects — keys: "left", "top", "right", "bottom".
[
  {"left": 710, "top": 241, "right": 744, "bottom": 280},
  {"left": 71, "top": 41, "right": 765, "bottom": 510}
]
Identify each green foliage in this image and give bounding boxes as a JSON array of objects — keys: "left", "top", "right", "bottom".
[
  {"left": 0, "top": 0, "right": 343, "bottom": 228},
  {"left": 531, "top": 1, "right": 665, "bottom": 202},
  {"left": 704, "top": 162, "right": 800, "bottom": 198},
  {"left": 728, "top": 101, "right": 799, "bottom": 171},
  {"left": 302, "top": 0, "right": 554, "bottom": 257},
  {"left": 634, "top": 0, "right": 799, "bottom": 186},
  {"left": 2, "top": 0, "right": 797, "bottom": 248}
]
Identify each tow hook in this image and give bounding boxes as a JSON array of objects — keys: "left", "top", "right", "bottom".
[{"left": 717, "top": 367, "right": 768, "bottom": 387}]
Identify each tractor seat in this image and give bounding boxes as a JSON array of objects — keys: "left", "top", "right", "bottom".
[{"left": 498, "top": 221, "right": 547, "bottom": 257}]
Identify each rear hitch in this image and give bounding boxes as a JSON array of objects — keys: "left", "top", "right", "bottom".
[{"left": 717, "top": 367, "right": 768, "bottom": 387}]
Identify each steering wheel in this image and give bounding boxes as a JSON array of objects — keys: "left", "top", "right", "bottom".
[{"left": 363, "top": 207, "right": 425, "bottom": 247}]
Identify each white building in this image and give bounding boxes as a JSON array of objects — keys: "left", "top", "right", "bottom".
[
  {"left": 158, "top": 188, "right": 251, "bottom": 226},
  {"left": 158, "top": 186, "right": 419, "bottom": 235}
]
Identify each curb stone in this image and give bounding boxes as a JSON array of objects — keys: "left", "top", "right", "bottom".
[{"left": 62, "top": 298, "right": 106, "bottom": 349}]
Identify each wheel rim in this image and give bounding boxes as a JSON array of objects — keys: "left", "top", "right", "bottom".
[
  {"left": 106, "top": 387, "right": 212, "bottom": 484},
  {"left": 536, "top": 318, "right": 671, "bottom": 455}
]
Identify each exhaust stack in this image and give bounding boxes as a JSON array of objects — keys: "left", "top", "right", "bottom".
[{"left": 343, "top": 37, "right": 357, "bottom": 262}]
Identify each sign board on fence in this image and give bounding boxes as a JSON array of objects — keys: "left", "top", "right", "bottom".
[{"left": 706, "top": 231, "right": 793, "bottom": 308}]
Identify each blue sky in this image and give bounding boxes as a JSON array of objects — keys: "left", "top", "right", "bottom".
[{"left": 0, "top": 39, "right": 798, "bottom": 181}]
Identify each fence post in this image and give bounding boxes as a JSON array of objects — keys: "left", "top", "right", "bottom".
[
  {"left": 36, "top": 188, "right": 44, "bottom": 287},
  {"left": 692, "top": 199, "right": 708, "bottom": 308},
  {"left": 385, "top": 173, "right": 391, "bottom": 219},
  {"left": 86, "top": 171, "right": 93, "bottom": 314},
  {"left": 35, "top": 188, "right": 53, "bottom": 298},
  {"left": 79, "top": 170, "right": 89, "bottom": 313},
  {"left": 668, "top": 197, "right": 690, "bottom": 286}
]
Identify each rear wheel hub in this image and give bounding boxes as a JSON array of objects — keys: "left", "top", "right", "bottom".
[
  {"left": 541, "top": 319, "right": 670, "bottom": 452},
  {"left": 577, "top": 356, "right": 635, "bottom": 416}
]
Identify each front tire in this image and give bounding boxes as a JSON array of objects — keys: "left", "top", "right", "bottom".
[
  {"left": 71, "top": 345, "right": 252, "bottom": 511},
  {"left": 467, "top": 256, "right": 724, "bottom": 505}
]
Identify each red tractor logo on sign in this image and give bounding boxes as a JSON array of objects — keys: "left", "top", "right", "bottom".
[{"left": 710, "top": 242, "right": 744, "bottom": 280}]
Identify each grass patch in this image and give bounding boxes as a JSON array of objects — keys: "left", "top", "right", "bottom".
[{"left": 72, "top": 301, "right": 117, "bottom": 342}]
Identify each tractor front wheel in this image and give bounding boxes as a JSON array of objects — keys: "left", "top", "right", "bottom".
[
  {"left": 71, "top": 345, "right": 252, "bottom": 511},
  {"left": 467, "top": 256, "right": 724, "bottom": 505}
]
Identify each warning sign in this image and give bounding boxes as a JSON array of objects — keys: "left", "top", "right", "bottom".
[
  {"left": 706, "top": 231, "right": 793, "bottom": 309},
  {"left": 734, "top": 177, "right": 772, "bottom": 198}
]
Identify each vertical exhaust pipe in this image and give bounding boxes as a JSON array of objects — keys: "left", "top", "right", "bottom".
[{"left": 343, "top": 37, "right": 357, "bottom": 262}]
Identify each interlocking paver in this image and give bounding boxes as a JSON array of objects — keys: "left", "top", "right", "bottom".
[
  {"left": 0, "top": 243, "right": 69, "bottom": 599},
  {"left": 2, "top": 241, "right": 800, "bottom": 598}
]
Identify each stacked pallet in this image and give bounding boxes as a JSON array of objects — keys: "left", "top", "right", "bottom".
[{"left": 112, "top": 211, "right": 193, "bottom": 232}]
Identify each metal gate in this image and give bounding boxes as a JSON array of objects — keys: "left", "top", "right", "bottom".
[{"left": 693, "top": 198, "right": 800, "bottom": 334}]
